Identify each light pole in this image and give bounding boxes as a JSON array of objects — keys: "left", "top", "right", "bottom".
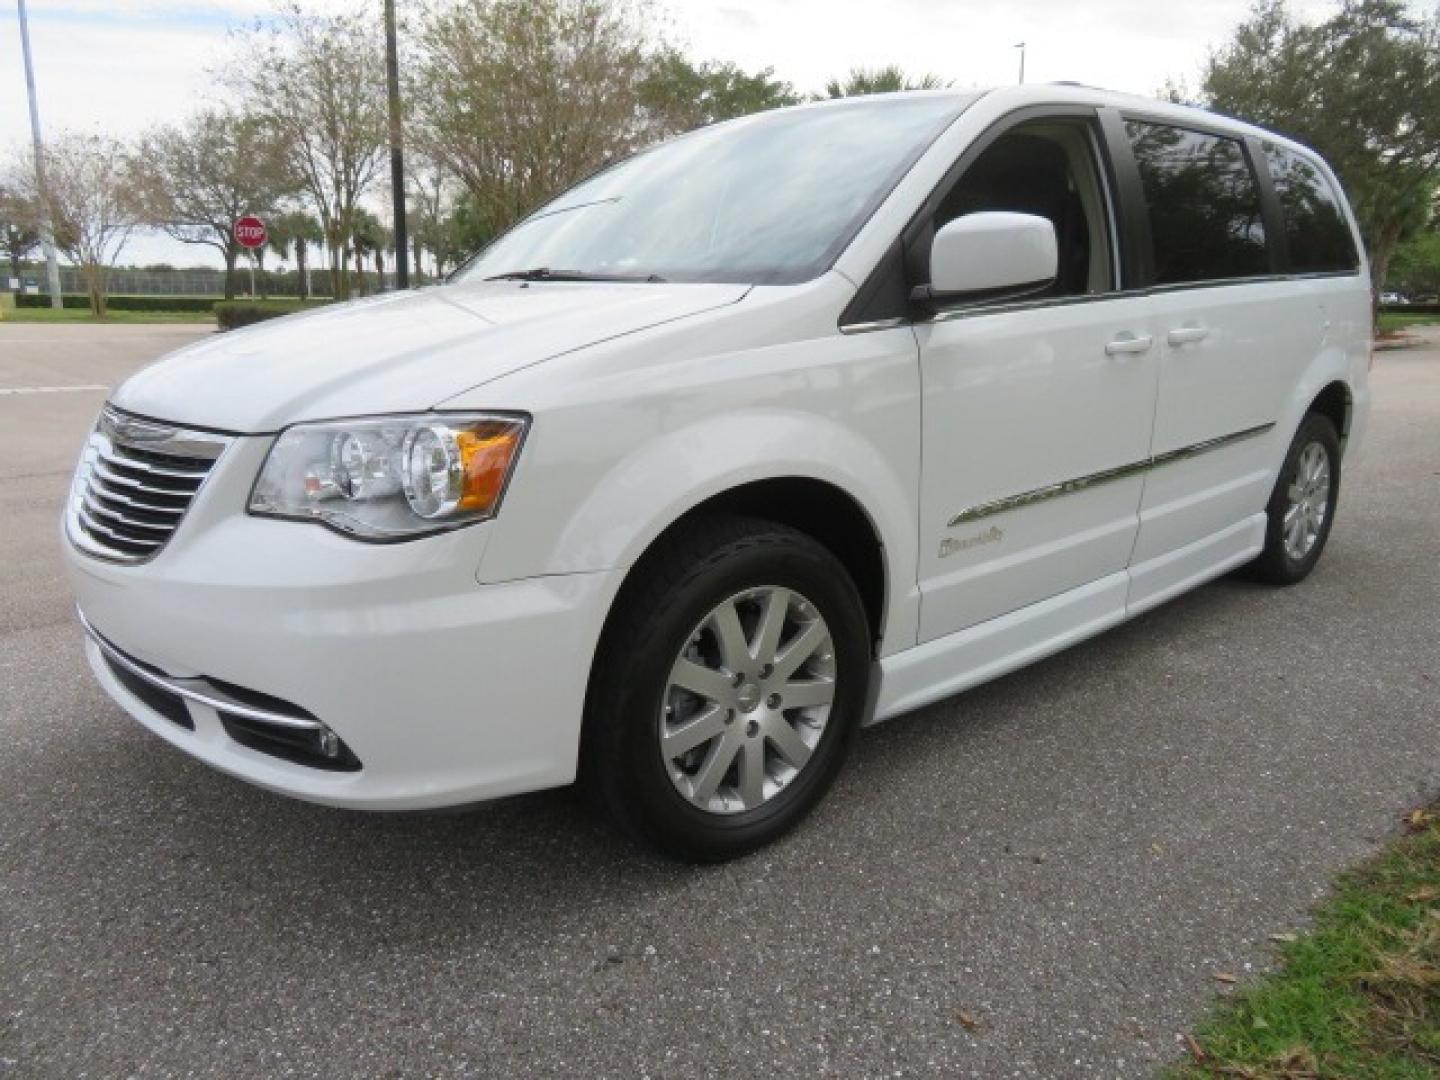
[
  {"left": 1015, "top": 41, "right": 1026, "bottom": 85},
  {"left": 16, "top": 0, "right": 64, "bottom": 308},
  {"left": 384, "top": 0, "right": 409, "bottom": 289}
]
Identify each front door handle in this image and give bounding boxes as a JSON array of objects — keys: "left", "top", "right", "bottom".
[
  {"left": 1167, "top": 326, "right": 1210, "bottom": 346},
  {"left": 1105, "top": 333, "right": 1153, "bottom": 356}
]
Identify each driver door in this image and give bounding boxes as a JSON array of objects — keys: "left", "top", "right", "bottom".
[{"left": 915, "top": 113, "right": 1159, "bottom": 642}]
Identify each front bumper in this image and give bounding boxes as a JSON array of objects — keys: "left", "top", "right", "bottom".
[{"left": 64, "top": 496, "right": 619, "bottom": 810}]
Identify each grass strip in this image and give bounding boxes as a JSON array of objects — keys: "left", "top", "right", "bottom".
[
  {"left": 3, "top": 307, "right": 215, "bottom": 325},
  {"left": 1170, "top": 803, "right": 1440, "bottom": 1079},
  {"left": 1378, "top": 313, "right": 1440, "bottom": 333}
]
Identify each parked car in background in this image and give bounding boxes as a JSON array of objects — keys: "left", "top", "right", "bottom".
[
  {"left": 1381, "top": 291, "right": 1405, "bottom": 304},
  {"left": 65, "top": 85, "right": 1370, "bottom": 860}
]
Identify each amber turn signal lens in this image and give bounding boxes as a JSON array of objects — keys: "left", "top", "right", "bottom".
[{"left": 457, "top": 428, "right": 522, "bottom": 512}]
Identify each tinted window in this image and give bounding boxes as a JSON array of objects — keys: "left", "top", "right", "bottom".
[
  {"left": 1125, "top": 121, "right": 1269, "bottom": 285},
  {"left": 456, "top": 95, "right": 972, "bottom": 286},
  {"left": 1263, "top": 145, "right": 1359, "bottom": 274}
]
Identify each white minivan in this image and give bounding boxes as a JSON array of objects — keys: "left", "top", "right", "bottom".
[{"left": 64, "top": 86, "right": 1370, "bottom": 860}]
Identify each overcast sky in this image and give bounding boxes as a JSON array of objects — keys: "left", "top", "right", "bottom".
[{"left": 1, "top": 0, "right": 1350, "bottom": 268}]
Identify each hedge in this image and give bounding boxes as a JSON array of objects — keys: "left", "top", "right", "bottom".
[
  {"left": 1381, "top": 302, "right": 1440, "bottom": 315},
  {"left": 215, "top": 299, "right": 324, "bottom": 330},
  {"left": 14, "top": 293, "right": 218, "bottom": 313}
]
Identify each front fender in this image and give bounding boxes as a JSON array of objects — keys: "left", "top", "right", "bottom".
[
  {"left": 581, "top": 411, "right": 910, "bottom": 650},
  {"left": 488, "top": 408, "right": 922, "bottom": 656},
  {"left": 447, "top": 275, "right": 924, "bottom": 653}
]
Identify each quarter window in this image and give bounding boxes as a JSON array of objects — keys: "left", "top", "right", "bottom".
[
  {"left": 1263, "top": 145, "right": 1360, "bottom": 274},
  {"left": 1125, "top": 121, "right": 1269, "bottom": 285}
]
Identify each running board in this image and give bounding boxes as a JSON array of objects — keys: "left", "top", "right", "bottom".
[
  {"left": 871, "top": 513, "right": 1268, "bottom": 725},
  {"left": 872, "top": 573, "right": 1128, "bottom": 723}
]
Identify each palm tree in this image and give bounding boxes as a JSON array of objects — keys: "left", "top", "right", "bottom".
[
  {"left": 349, "top": 209, "right": 388, "bottom": 296},
  {"left": 267, "top": 211, "right": 324, "bottom": 300},
  {"left": 822, "top": 66, "right": 950, "bottom": 99}
]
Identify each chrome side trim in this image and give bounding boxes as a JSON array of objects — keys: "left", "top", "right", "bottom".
[
  {"left": 947, "top": 422, "right": 1275, "bottom": 527},
  {"left": 78, "top": 608, "right": 322, "bottom": 731},
  {"left": 948, "top": 460, "right": 1151, "bottom": 526},
  {"left": 838, "top": 317, "right": 910, "bottom": 335},
  {"left": 1148, "top": 423, "right": 1277, "bottom": 467}
]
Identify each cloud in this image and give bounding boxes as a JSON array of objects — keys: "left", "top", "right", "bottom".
[
  {"left": 1, "top": 15, "right": 226, "bottom": 146},
  {"left": 1, "top": 0, "right": 1413, "bottom": 269}
]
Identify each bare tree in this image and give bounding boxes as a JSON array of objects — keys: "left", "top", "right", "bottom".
[
  {"left": 133, "top": 108, "right": 297, "bottom": 300},
  {"left": 406, "top": 159, "right": 460, "bottom": 279},
  {"left": 412, "top": 0, "right": 662, "bottom": 239},
  {"left": 14, "top": 133, "right": 139, "bottom": 317},
  {"left": 0, "top": 182, "right": 42, "bottom": 284},
  {"left": 230, "top": 4, "right": 388, "bottom": 300}
]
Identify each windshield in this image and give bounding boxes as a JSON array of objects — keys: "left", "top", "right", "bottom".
[{"left": 456, "top": 94, "right": 972, "bottom": 286}]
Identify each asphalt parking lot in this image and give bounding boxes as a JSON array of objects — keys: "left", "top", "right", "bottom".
[{"left": 2, "top": 321, "right": 1437, "bottom": 1078}]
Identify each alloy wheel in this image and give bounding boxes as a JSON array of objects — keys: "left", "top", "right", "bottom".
[
  {"left": 1282, "top": 440, "right": 1331, "bottom": 561},
  {"left": 659, "top": 586, "right": 836, "bottom": 815}
]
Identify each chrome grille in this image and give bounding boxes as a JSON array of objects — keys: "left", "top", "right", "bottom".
[{"left": 67, "top": 406, "right": 231, "bottom": 563}]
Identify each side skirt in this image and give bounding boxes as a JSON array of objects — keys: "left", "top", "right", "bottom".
[
  {"left": 1126, "top": 513, "right": 1265, "bottom": 617},
  {"left": 872, "top": 572, "right": 1128, "bottom": 723},
  {"left": 870, "top": 512, "right": 1267, "bottom": 725}
]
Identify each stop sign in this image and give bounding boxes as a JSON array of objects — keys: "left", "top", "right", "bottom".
[{"left": 234, "top": 215, "right": 267, "bottom": 249}]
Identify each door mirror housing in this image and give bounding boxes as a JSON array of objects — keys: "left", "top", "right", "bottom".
[{"left": 916, "top": 212, "right": 1058, "bottom": 305}]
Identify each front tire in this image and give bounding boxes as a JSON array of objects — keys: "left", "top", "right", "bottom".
[
  {"left": 583, "top": 515, "right": 871, "bottom": 861},
  {"left": 1250, "top": 412, "right": 1342, "bottom": 585}
]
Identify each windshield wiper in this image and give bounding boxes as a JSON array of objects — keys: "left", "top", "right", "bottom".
[{"left": 483, "top": 267, "right": 666, "bottom": 283}]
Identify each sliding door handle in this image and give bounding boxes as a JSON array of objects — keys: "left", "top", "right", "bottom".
[
  {"left": 1104, "top": 333, "right": 1153, "bottom": 356},
  {"left": 1167, "top": 326, "right": 1211, "bottom": 346}
]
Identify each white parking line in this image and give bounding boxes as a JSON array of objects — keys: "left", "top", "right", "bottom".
[{"left": 0, "top": 384, "right": 109, "bottom": 396}]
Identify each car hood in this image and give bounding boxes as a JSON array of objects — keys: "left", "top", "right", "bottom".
[{"left": 112, "top": 280, "right": 751, "bottom": 432}]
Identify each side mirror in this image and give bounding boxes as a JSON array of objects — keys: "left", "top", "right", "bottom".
[{"left": 918, "top": 211, "right": 1058, "bottom": 304}]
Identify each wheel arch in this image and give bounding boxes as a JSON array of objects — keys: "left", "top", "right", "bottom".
[
  {"left": 1271, "top": 341, "right": 1360, "bottom": 482},
  {"left": 1308, "top": 379, "right": 1353, "bottom": 447},
  {"left": 610, "top": 476, "right": 890, "bottom": 654},
  {"left": 576, "top": 475, "right": 896, "bottom": 802}
]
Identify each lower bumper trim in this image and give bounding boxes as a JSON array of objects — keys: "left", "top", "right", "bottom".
[{"left": 77, "top": 606, "right": 323, "bottom": 732}]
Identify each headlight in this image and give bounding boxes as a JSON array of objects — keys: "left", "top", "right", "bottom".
[{"left": 248, "top": 412, "right": 528, "bottom": 540}]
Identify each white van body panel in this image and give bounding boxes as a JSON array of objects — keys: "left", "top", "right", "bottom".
[
  {"left": 62, "top": 84, "right": 1373, "bottom": 810},
  {"left": 445, "top": 272, "right": 927, "bottom": 656},
  {"left": 111, "top": 281, "right": 750, "bottom": 432},
  {"left": 914, "top": 295, "right": 1158, "bottom": 641}
]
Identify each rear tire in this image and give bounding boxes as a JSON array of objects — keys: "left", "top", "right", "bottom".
[
  {"left": 1250, "top": 412, "right": 1341, "bottom": 586},
  {"left": 583, "top": 515, "right": 871, "bottom": 862}
]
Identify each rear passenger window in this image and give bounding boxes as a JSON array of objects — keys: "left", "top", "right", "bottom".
[
  {"left": 1263, "top": 145, "right": 1360, "bottom": 274},
  {"left": 1124, "top": 121, "right": 1269, "bottom": 285}
]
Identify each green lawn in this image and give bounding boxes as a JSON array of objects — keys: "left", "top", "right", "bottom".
[
  {"left": 1170, "top": 803, "right": 1440, "bottom": 1078},
  {"left": 1379, "top": 312, "right": 1440, "bottom": 334},
  {"left": 3, "top": 306, "right": 215, "bottom": 325}
]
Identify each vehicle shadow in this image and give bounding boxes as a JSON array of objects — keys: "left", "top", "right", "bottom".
[{"left": 43, "top": 571, "right": 1276, "bottom": 946}]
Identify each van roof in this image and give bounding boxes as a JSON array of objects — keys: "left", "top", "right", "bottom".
[{"left": 799, "top": 83, "right": 1314, "bottom": 160}]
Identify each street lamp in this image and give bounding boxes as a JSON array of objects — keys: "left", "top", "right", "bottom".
[
  {"left": 384, "top": 0, "right": 409, "bottom": 289},
  {"left": 1015, "top": 41, "right": 1026, "bottom": 85},
  {"left": 16, "top": 0, "right": 64, "bottom": 309}
]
